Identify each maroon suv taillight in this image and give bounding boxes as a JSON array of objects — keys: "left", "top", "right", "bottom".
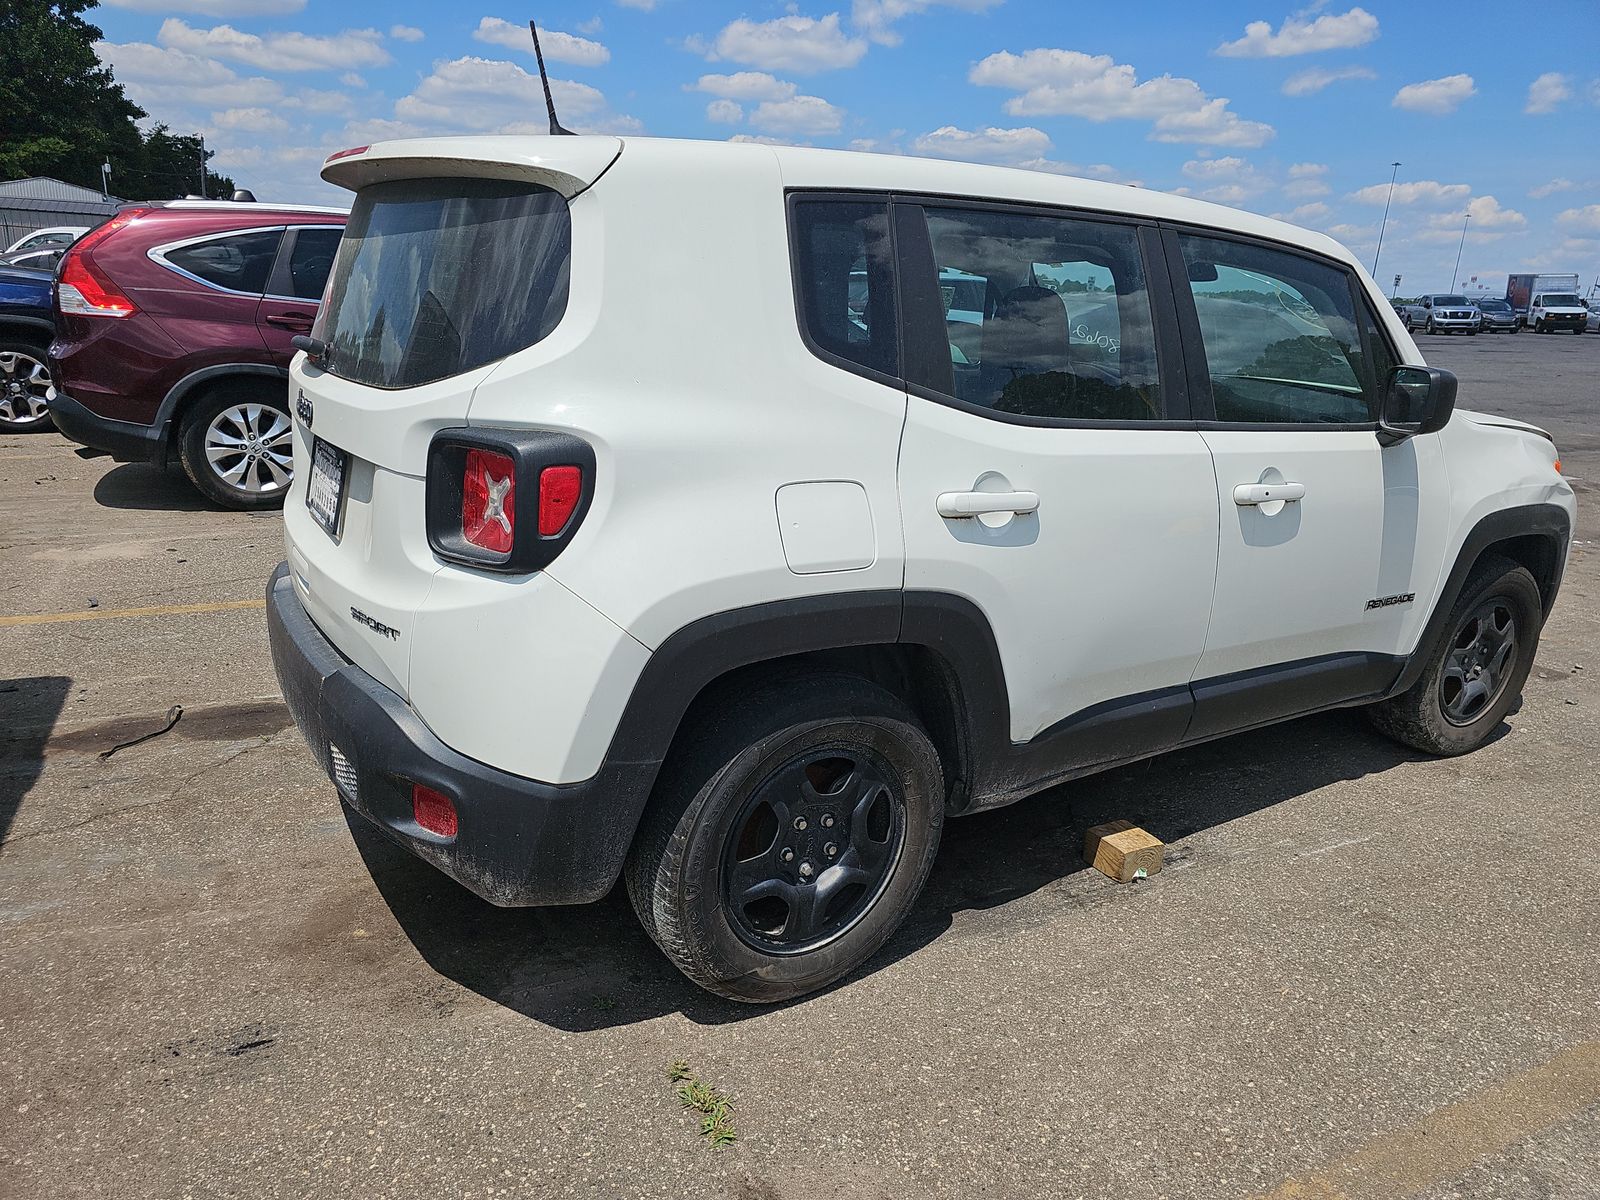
[
  {"left": 426, "top": 429, "right": 595, "bottom": 573},
  {"left": 56, "top": 209, "right": 148, "bottom": 318}
]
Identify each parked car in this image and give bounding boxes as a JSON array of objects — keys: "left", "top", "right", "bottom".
[
  {"left": 1528, "top": 291, "right": 1587, "bottom": 334},
  {"left": 1, "top": 246, "right": 65, "bottom": 272},
  {"left": 4, "top": 225, "right": 87, "bottom": 255},
  {"left": 1412, "top": 294, "right": 1480, "bottom": 335},
  {"left": 48, "top": 200, "right": 346, "bottom": 508},
  {"left": 0, "top": 262, "right": 58, "bottom": 432},
  {"left": 269, "top": 136, "right": 1574, "bottom": 1004},
  {"left": 1587, "top": 301, "right": 1600, "bottom": 334},
  {"left": 1473, "top": 297, "right": 1520, "bottom": 333}
]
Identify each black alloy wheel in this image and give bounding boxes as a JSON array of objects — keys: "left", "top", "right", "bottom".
[{"left": 1439, "top": 598, "right": 1518, "bottom": 726}]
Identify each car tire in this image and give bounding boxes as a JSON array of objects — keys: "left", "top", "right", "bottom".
[
  {"left": 626, "top": 671, "right": 945, "bottom": 1004},
  {"left": 0, "top": 336, "right": 56, "bottom": 433},
  {"left": 177, "top": 382, "right": 295, "bottom": 510},
  {"left": 1367, "top": 555, "right": 1543, "bottom": 757}
]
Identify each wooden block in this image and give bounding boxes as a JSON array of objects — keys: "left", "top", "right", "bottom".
[{"left": 1084, "top": 820, "right": 1164, "bottom": 883}]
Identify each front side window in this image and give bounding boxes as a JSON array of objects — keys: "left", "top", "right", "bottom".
[
  {"left": 790, "top": 198, "right": 898, "bottom": 380},
  {"left": 910, "top": 206, "right": 1163, "bottom": 422},
  {"left": 316, "top": 178, "right": 570, "bottom": 390},
  {"left": 284, "top": 226, "right": 342, "bottom": 300},
  {"left": 164, "top": 229, "right": 284, "bottom": 295},
  {"left": 1178, "top": 234, "right": 1372, "bottom": 424}
]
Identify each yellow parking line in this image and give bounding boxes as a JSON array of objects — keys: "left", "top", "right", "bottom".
[
  {"left": 0, "top": 598, "right": 267, "bottom": 627},
  {"left": 1257, "top": 1040, "right": 1600, "bottom": 1199}
]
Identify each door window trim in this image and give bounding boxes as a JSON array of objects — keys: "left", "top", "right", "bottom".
[
  {"left": 146, "top": 225, "right": 288, "bottom": 299},
  {"left": 1160, "top": 222, "right": 1388, "bottom": 432}
]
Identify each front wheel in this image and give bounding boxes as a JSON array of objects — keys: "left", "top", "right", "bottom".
[
  {"left": 177, "top": 385, "right": 294, "bottom": 510},
  {"left": 0, "top": 339, "right": 56, "bottom": 433},
  {"left": 626, "top": 673, "right": 945, "bottom": 1003},
  {"left": 1367, "top": 556, "right": 1542, "bottom": 756}
]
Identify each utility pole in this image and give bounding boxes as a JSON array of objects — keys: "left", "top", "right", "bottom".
[
  {"left": 199, "top": 135, "right": 208, "bottom": 199},
  {"left": 1371, "top": 161, "right": 1401, "bottom": 276},
  {"left": 1449, "top": 212, "right": 1470, "bottom": 292}
]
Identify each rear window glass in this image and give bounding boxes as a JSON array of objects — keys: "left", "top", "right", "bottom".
[
  {"left": 165, "top": 229, "right": 283, "bottom": 294},
  {"left": 315, "top": 178, "right": 570, "bottom": 389}
]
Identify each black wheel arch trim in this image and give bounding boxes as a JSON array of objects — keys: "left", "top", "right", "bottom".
[{"left": 158, "top": 363, "right": 291, "bottom": 433}]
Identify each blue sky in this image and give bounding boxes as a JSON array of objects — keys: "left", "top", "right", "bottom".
[{"left": 91, "top": 1, "right": 1600, "bottom": 295}]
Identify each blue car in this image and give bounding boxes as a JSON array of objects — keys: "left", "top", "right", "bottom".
[{"left": 0, "top": 263, "right": 56, "bottom": 432}]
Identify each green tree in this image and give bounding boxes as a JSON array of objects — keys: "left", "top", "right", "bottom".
[{"left": 0, "top": 0, "right": 233, "bottom": 198}]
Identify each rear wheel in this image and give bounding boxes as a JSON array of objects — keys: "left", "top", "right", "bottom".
[
  {"left": 1367, "top": 556, "right": 1542, "bottom": 756},
  {"left": 178, "top": 384, "right": 294, "bottom": 510},
  {"left": 0, "top": 338, "right": 55, "bottom": 433},
  {"left": 626, "top": 673, "right": 944, "bottom": 1003}
]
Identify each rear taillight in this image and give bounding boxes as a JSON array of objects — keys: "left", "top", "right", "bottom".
[
  {"left": 56, "top": 209, "right": 148, "bottom": 318},
  {"left": 411, "top": 783, "right": 458, "bottom": 839},
  {"left": 463, "top": 448, "right": 517, "bottom": 553},
  {"left": 426, "top": 429, "right": 595, "bottom": 573}
]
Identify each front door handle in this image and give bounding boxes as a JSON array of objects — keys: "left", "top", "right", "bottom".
[
  {"left": 1233, "top": 481, "right": 1306, "bottom": 506},
  {"left": 936, "top": 490, "right": 1040, "bottom": 518}
]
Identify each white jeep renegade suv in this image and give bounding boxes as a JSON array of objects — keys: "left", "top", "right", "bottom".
[{"left": 269, "top": 136, "right": 1574, "bottom": 1003}]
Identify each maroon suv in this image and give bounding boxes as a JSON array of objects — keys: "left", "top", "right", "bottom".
[{"left": 49, "top": 201, "right": 346, "bottom": 509}]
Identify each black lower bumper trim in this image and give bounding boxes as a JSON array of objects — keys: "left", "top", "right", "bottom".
[
  {"left": 266, "top": 563, "right": 656, "bottom": 906},
  {"left": 48, "top": 392, "right": 167, "bottom": 463}
]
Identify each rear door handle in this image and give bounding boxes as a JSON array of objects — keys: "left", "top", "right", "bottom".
[
  {"left": 1233, "top": 482, "right": 1306, "bottom": 506},
  {"left": 265, "top": 312, "right": 315, "bottom": 331},
  {"left": 936, "top": 490, "right": 1040, "bottom": 518}
]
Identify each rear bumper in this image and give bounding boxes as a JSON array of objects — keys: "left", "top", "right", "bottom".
[
  {"left": 266, "top": 562, "right": 654, "bottom": 906},
  {"left": 48, "top": 391, "right": 167, "bottom": 462}
]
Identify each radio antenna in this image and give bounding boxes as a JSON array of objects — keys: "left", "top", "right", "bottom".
[{"left": 530, "top": 19, "right": 574, "bottom": 136}]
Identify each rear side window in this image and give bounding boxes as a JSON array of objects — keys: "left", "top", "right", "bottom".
[
  {"left": 790, "top": 197, "right": 899, "bottom": 381},
  {"left": 316, "top": 179, "right": 570, "bottom": 390},
  {"left": 910, "top": 205, "right": 1164, "bottom": 421},
  {"left": 164, "top": 229, "right": 283, "bottom": 295},
  {"left": 1177, "top": 233, "right": 1372, "bottom": 424},
  {"left": 283, "top": 226, "right": 342, "bottom": 300}
]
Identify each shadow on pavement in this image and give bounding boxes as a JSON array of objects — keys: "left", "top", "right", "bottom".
[
  {"left": 351, "top": 706, "right": 1447, "bottom": 1032},
  {"left": 0, "top": 676, "right": 72, "bottom": 844},
  {"left": 92, "top": 463, "right": 215, "bottom": 511}
]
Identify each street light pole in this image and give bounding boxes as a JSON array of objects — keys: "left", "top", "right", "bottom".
[
  {"left": 1450, "top": 212, "right": 1470, "bottom": 292},
  {"left": 1371, "top": 160, "right": 1401, "bottom": 276}
]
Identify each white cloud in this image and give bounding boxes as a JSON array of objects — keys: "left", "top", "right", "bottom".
[
  {"left": 1556, "top": 205, "right": 1600, "bottom": 234},
  {"left": 751, "top": 94, "right": 845, "bottom": 135},
  {"left": 393, "top": 57, "right": 640, "bottom": 135},
  {"left": 1283, "top": 178, "right": 1330, "bottom": 199},
  {"left": 850, "top": 0, "right": 999, "bottom": 47},
  {"left": 1349, "top": 179, "right": 1471, "bottom": 206},
  {"left": 1282, "top": 65, "right": 1376, "bottom": 96},
  {"left": 1524, "top": 72, "right": 1572, "bottom": 115},
  {"left": 389, "top": 24, "right": 424, "bottom": 42},
  {"left": 340, "top": 72, "right": 367, "bottom": 88},
  {"left": 1392, "top": 74, "right": 1476, "bottom": 115},
  {"left": 209, "top": 106, "right": 290, "bottom": 134},
  {"left": 705, "top": 99, "right": 744, "bottom": 124},
  {"left": 1288, "top": 162, "right": 1328, "bottom": 178},
  {"left": 1216, "top": 7, "right": 1378, "bottom": 57},
  {"left": 971, "top": 48, "right": 1273, "bottom": 147},
  {"left": 694, "top": 13, "right": 868, "bottom": 73},
  {"left": 1529, "top": 178, "right": 1580, "bottom": 200},
  {"left": 106, "top": 0, "right": 305, "bottom": 13},
  {"left": 1419, "top": 196, "right": 1528, "bottom": 241},
  {"left": 1180, "top": 155, "right": 1272, "bottom": 202},
  {"left": 617, "top": 0, "right": 655, "bottom": 8},
  {"left": 158, "top": 18, "right": 391, "bottom": 71},
  {"left": 912, "top": 124, "right": 1052, "bottom": 164},
  {"left": 97, "top": 39, "right": 286, "bottom": 110},
  {"left": 690, "top": 72, "right": 797, "bottom": 101},
  {"left": 473, "top": 18, "right": 609, "bottom": 66},
  {"left": 1281, "top": 202, "right": 1332, "bottom": 224}
]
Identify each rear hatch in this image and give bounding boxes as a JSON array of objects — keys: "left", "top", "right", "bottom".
[{"left": 282, "top": 136, "right": 619, "bottom": 696}]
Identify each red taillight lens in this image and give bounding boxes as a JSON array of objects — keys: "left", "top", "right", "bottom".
[
  {"left": 57, "top": 209, "right": 147, "bottom": 318},
  {"left": 411, "top": 783, "right": 458, "bottom": 839},
  {"left": 325, "top": 145, "right": 370, "bottom": 163},
  {"left": 462, "top": 447, "right": 517, "bottom": 554},
  {"left": 538, "top": 465, "right": 582, "bottom": 536}
]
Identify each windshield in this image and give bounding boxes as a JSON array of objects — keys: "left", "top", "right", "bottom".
[
  {"left": 1477, "top": 299, "right": 1509, "bottom": 311},
  {"left": 1541, "top": 294, "right": 1581, "bottom": 306},
  {"left": 1436, "top": 295, "right": 1468, "bottom": 306},
  {"left": 315, "top": 178, "right": 570, "bottom": 390}
]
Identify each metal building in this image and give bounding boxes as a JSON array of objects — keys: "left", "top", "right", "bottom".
[{"left": 0, "top": 178, "right": 123, "bottom": 251}]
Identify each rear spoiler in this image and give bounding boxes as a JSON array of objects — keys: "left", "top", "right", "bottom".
[{"left": 321, "top": 135, "right": 623, "bottom": 200}]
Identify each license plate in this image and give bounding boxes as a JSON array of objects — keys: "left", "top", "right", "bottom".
[{"left": 306, "top": 437, "right": 348, "bottom": 538}]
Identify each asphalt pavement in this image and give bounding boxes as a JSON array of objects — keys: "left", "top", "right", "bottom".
[{"left": 2, "top": 331, "right": 1596, "bottom": 1199}]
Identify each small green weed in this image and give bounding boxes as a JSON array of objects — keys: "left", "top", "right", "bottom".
[{"left": 665, "top": 1060, "right": 737, "bottom": 1147}]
